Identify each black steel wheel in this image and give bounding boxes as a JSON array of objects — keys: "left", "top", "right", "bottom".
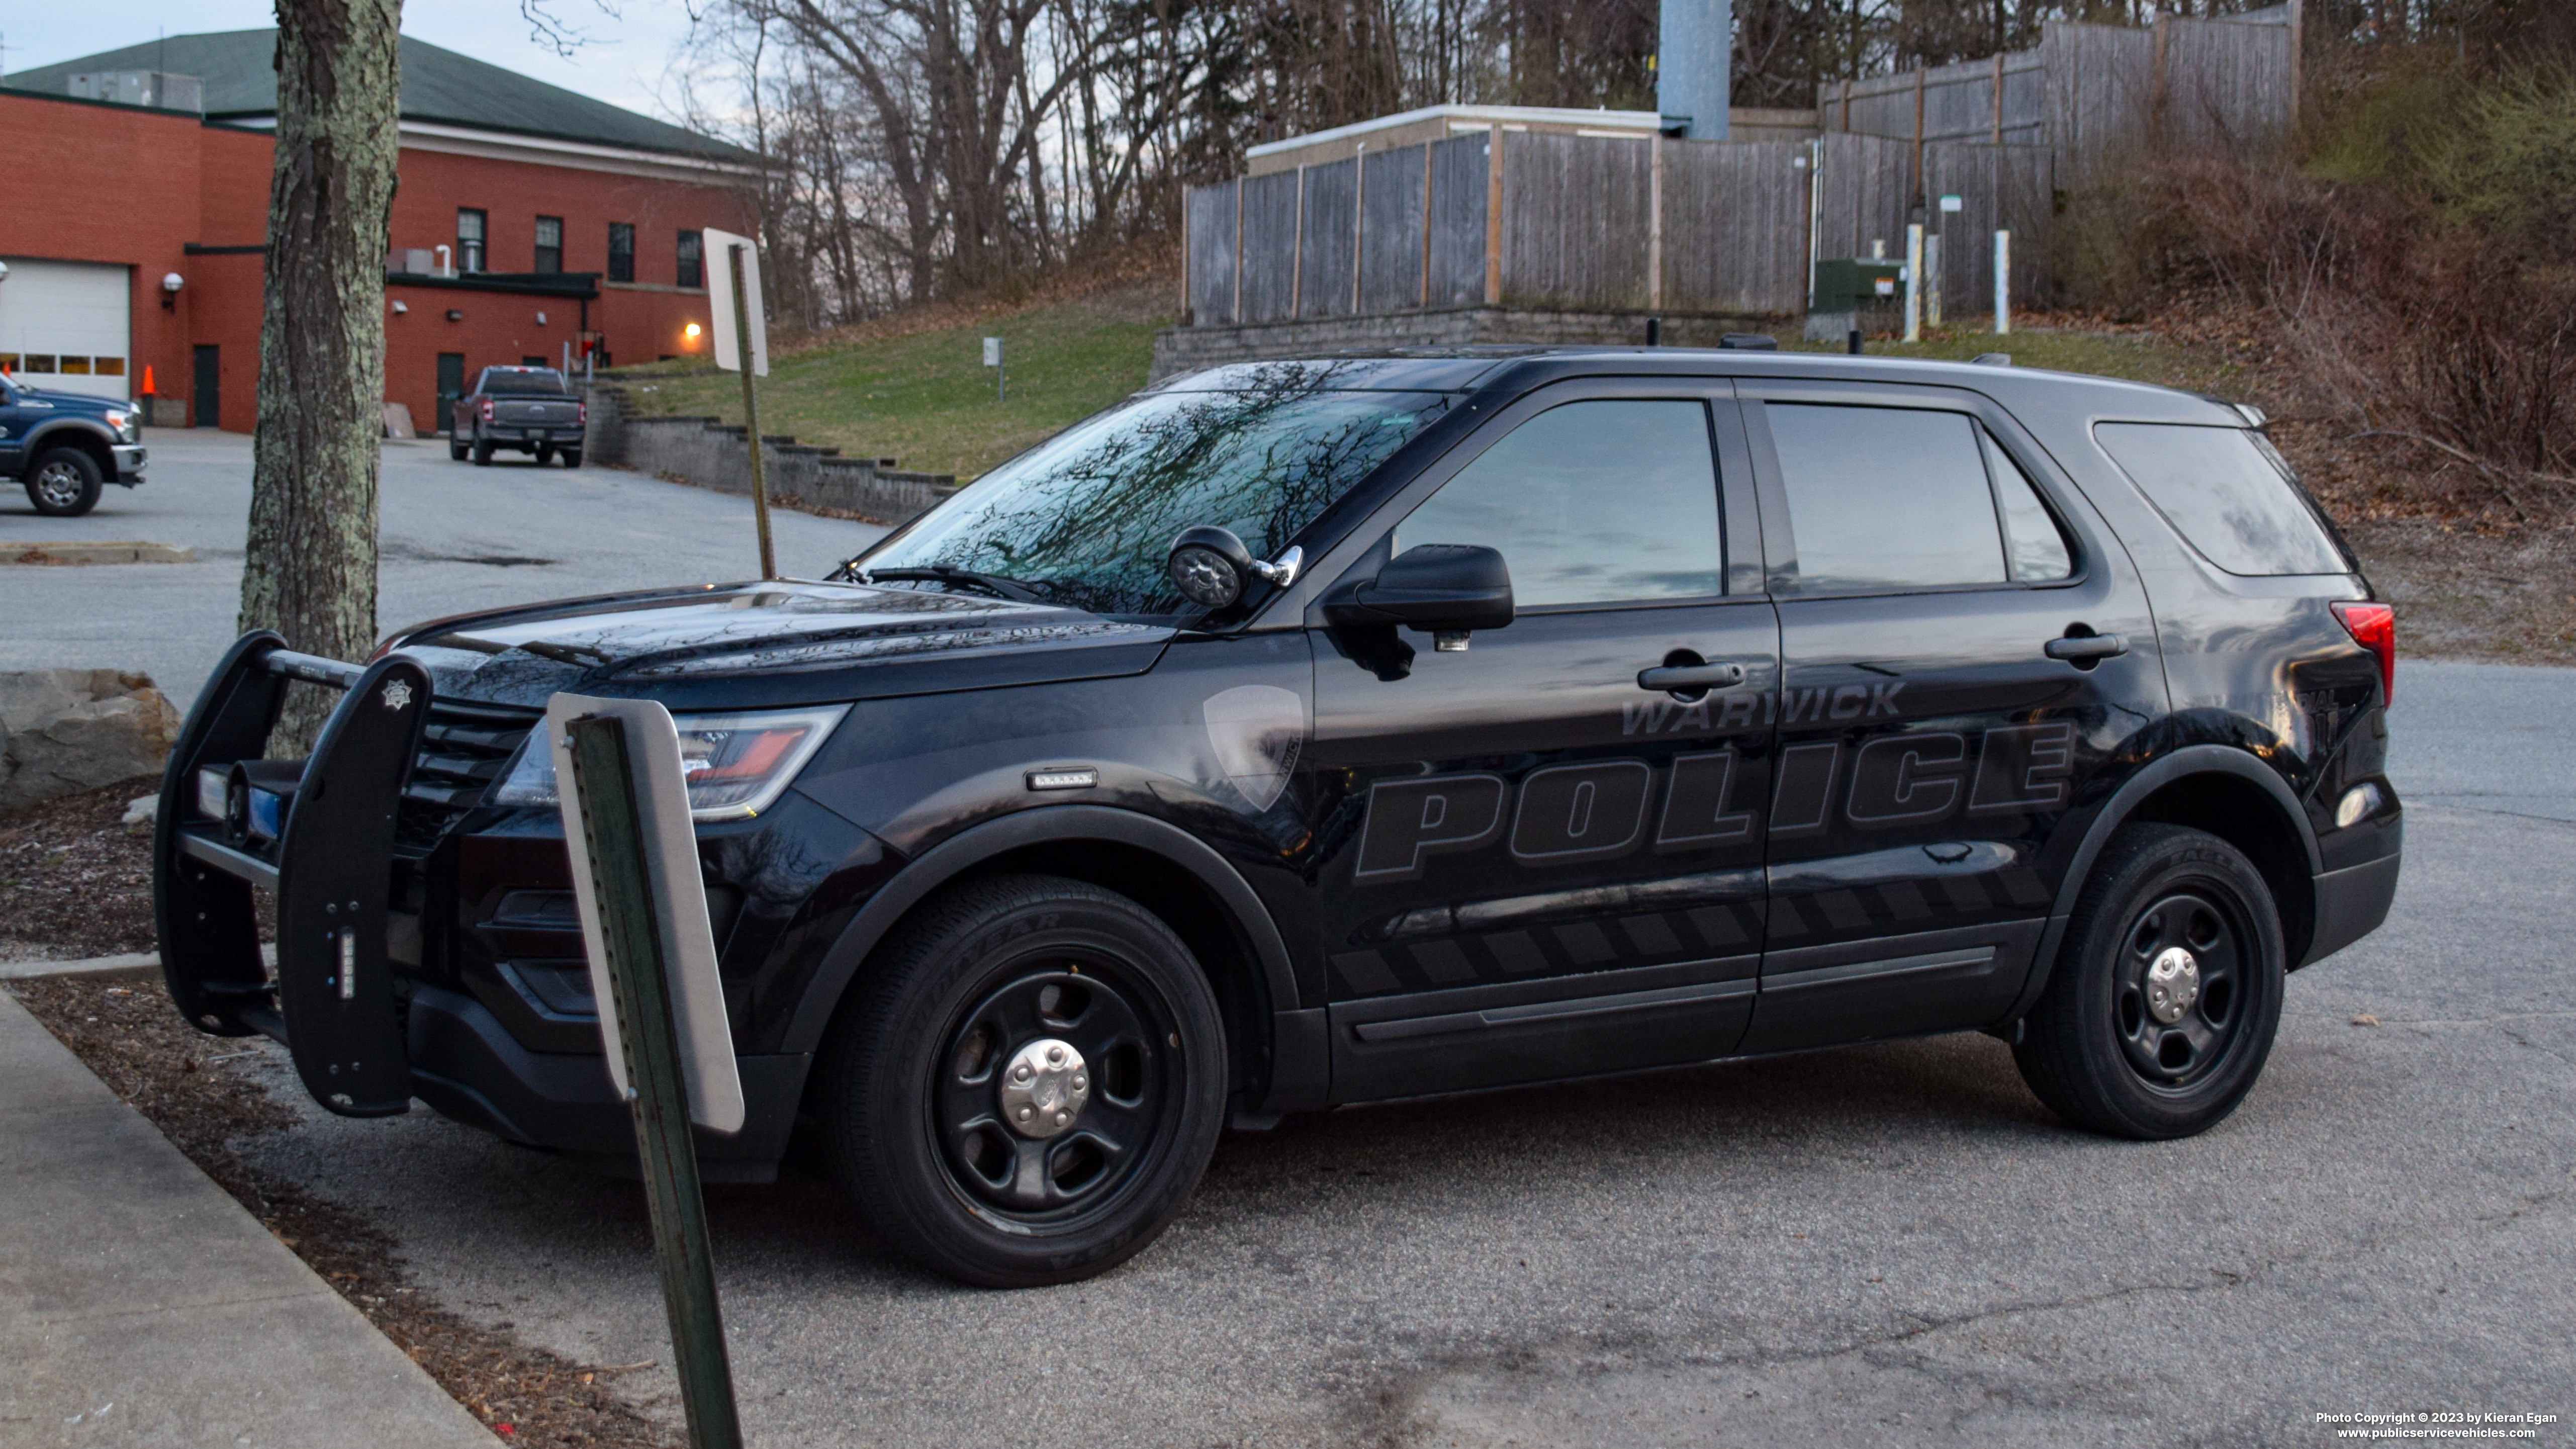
[
  {"left": 818, "top": 874, "right": 1227, "bottom": 1287},
  {"left": 26, "top": 449, "right": 104, "bottom": 516},
  {"left": 2015, "top": 824, "right": 2284, "bottom": 1139}
]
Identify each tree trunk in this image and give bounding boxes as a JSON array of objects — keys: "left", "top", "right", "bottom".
[{"left": 239, "top": 0, "right": 403, "bottom": 750}]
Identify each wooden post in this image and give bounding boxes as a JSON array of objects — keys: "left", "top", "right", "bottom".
[
  {"left": 1912, "top": 64, "right": 1927, "bottom": 205},
  {"left": 1484, "top": 125, "right": 1504, "bottom": 306},
  {"left": 1180, "top": 191, "right": 1191, "bottom": 325},
  {"left": 2152, "top": 12, "right": 2171, "bottom": 146},
  {"left": 1290, "top": 164, "right": 1306, "bottom": 318},
  {"left": 1418, "top": 143, "right": 1434, "bottom": 309},
  {"left": 726, "top": 244, "right": 775, "bottom": 582},
  {"left": 1232, "top": 178, "right": 1244, "bottom": 324},
  {"left": 563, "top": 716, "right": 744, "bottom": 1449},
  {"left": 1647, "top": 134, "right": 1666, "bottom": 313},
  {"left": 2287, "top": 0, "right": 2304, "bottom": 132},
  {"left": 1352, "top": 144, "right": 1366, "bottom": 314},
  {"left": 1993, "top": 53, "right": 2006, "bottom": 144}
]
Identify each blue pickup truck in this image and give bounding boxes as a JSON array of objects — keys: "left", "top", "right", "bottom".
[{"left": 0, "top": 374, "right": 146, "bottom": 516}]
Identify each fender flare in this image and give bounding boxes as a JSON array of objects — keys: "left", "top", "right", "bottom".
[
  {"left": 778, "top": 804, "right": 1303, "bottom": 1058},
  {"left": 2003, "top": 744, "right": 2322, "bottom": 1023},
  {"left": 24, "top": 417, "right": 118, "bottom": 465}
]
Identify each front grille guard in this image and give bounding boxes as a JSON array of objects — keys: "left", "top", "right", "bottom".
[{"left": 152, "top": 630, "right": 437, "bottom": 1117}]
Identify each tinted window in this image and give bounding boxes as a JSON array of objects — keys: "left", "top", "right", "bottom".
[
  {"left": 478, "top": 369, "right": 570, "bottom": 396},
  {"left": 860, "top": 372, "right": 1452, "bottom": 617},
  {"left": 1396, "top": 400, "right": 1721, "bottom": 606},
  {"left": 1982, "top": 432, "right": 2074, "bottom": 581},
  {"left": 1768, "top": 404, "right": 2003, "bottom": 591},
  {"left": 2095, "top": 423, "right": 2347, "bottom": 576}
]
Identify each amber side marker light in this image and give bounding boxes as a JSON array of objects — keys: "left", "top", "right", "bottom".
[{"left": 2331, "top": 601, "right": 2396, "bottom": 703}]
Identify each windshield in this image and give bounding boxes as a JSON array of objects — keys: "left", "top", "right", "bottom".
[
  {"left": 482, "top": 370, "right": 570, "bottom": 396},
  {"left": 853, "top": 368, "right": 1454, "bottom": 616}
]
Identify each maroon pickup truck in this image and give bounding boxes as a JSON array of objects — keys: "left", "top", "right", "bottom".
[{"left": 449, "top": 366, "right": 588, "bottom": 468}]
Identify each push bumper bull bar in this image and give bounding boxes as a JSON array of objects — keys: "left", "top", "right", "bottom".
[{"left": 152, "top": 631, "right": 433, "bottom": 1117}]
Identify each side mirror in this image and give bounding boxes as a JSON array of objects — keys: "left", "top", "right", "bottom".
[
  {"left": 1326, "top": 544, "right": 1514, "bottom": 637},
  {"left": 1166, "top": 525, "right": 1301, "bottom": 610}
]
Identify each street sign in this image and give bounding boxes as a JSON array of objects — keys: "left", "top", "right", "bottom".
[
  {"left": 549, "top": 694, "right": 745, "bottom": 1134},
  {"left": 982, "top": 336, "right": 1002, "bottom": 367},
  {"left": 703, "top": 228, "right": 768, "bottom": 377}
]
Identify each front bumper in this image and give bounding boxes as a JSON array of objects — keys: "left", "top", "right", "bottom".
[{"left": 113, "top": 443, "right": 147, "bottom": 483}]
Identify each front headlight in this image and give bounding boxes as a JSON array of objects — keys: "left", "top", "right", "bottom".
[
  {"left": 489, "top": 703, "right": 849, "bottom": 821},
  {"left": 106, "top": 411, "right": 139, "bottom": 442}
]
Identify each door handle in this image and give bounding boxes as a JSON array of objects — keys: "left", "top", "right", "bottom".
[
  {"left": 2044, "top": 632, "right": 2127, "bottom": 662},
  {"left": 1638, "top": 662, "right": 1746, "bottom": 692}
]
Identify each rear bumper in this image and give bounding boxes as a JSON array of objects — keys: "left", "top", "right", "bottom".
[
  {"left": 2304, "top": 832, "right": 2403, "bottom": 967},
  {"left": 407, "top": 985, "right": 807, "bottom": 1180},
  {"left": 483, "top": 427, "right": 585, "bottom": 445}
]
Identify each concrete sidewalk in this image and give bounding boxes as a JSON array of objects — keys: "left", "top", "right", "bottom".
[{"left": 0, "top": 988, "right": 491, "bottom": 1448}]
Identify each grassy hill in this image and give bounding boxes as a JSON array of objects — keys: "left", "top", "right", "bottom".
[{"left": 608, "top": 295, "right": 1167, "bottom": 482}]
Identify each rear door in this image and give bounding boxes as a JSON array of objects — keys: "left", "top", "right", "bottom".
[
  {"left": 1735, "top": 380, "right": 2166, "bottom": 1053},
  {"left": 1305, "top": 378, "right": 1782, "bottom": 1102}
]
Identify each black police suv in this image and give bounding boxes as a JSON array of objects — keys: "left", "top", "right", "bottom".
[
  {"left": 1, "top": 373, "right": 147, "bottom": 516},
  {"left": 154, "top": 350, "right": 2402, "bottom": 1287}
]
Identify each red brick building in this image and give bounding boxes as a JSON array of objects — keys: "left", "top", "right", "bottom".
[{"left": 0, "top": 30, "right": 759, "bottom": 433}]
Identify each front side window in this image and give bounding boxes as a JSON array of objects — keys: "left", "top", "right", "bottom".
[
  {"left": 1395, "top": 400, "right": 1723, "bottom": 607},
  {"left": 1767, "top": 404, "right": 2037, "bottom": 593},
  {"left": 457, "top": 208, "right": 487, "bottom": 273},
  {"left": 533, "top": 215, "right": 563, "bottom": 274},
  {"left": 677, "top": 229, "right": 704, "bottom": 289},
  {"left": 2094, "top": 422, "right": 2348, "bottom": 576},
  {"left": 857, "top": 369, "right": 1452, "bottom": 616},
  {"left": 607, "top": 222, "right": 635, "bottom": 283}
]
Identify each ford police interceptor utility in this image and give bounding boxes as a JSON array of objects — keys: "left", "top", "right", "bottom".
[{"left": 153, "top": 349, "right": 2402, "bottom": 1287}]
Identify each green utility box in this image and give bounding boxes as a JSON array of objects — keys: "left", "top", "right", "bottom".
[{"left": 1809, "top": 257, "right": 1906, "bottom": 313}]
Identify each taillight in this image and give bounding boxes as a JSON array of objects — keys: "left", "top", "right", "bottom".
[
  {"left": 578, "top": 402, "right": 588, "bottom": 425},
  {"left": 480, "top": 398, "right": 494, "bottom": 421},
  {"left": 2331, "top": 601, "right": 2395, "bottom": 703}
]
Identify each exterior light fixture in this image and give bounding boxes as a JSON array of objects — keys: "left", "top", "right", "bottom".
[
  {"left": 685, "top": 322, "right": 703, "bottom": 340},
  {"left": 446, "top": 309, "right": 464, "bottom": 322},
  {"left": 392, "top": 300, "right": 409, "bottom": 315},
  {"left": 536, "top": 311, "right": 549, "bottom": 325},
  {"left": 161, "top": 272, "right": 185, "bottom": 311}
]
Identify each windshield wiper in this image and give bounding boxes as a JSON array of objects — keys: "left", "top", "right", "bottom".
[{"left": 857, "top": 565, "right": 1044, "bottom": 604}]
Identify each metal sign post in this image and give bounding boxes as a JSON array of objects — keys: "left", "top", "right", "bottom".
[
  {"left": 551, "top": 694, "right": 746, "bottom": 1449},
  {"left": 705, "top": 228, "right": 775, "bottom": 580}
]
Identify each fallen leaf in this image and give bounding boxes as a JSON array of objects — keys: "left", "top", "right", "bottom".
[{"left": 2352, "top": 1014, "right": 2381, "bottom": 1027}]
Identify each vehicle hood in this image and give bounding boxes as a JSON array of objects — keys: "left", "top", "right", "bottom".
[
  {"left": 14, "top": 388, "right": 123, "bottom": 414},
  {"left": 388, "top": 581, "right": 1176, "bottom": 711}
]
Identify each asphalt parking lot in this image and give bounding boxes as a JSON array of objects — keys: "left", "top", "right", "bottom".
[
  {"left": 207, "top": 661, "right": 2569, "bottom": 1449},
  {"left": 9, "top": 436, "right": 2569, "bottom": 1445},
  {"left": 0, "top": 428, "right": 888, "bottom": 704}
]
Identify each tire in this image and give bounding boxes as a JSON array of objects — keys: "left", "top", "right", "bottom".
[
  {"left": 561, "top": 449, "right": 583, "bottom": 469},
  {"left": 25, "top": 448, "right": 105, "bottom": 517},
  {"left": 2014, "top": 824, "right": 2285, "bottom": 1140},
  {"left": 471, "top": 435, "right": 493, "bottom": 467},
  {"left": 448, "top": 436, "right": 468, "bottom": 462},
  {"left": 816, "top": 874, "right": 1228, "bottom": 1288},
  {"left": 535, "top": 444, "right": 555, "bottom": 465}
]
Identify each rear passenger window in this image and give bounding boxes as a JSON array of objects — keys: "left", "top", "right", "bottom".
[
  {"left": 1982, "top": 432, "right": 2074, "bottom": 582},
  {"left": 2094, "top": 422, "right": 2348, "bottom": 576},
  {"left": 1766, "top": 405, "right": 2006, "bottom": 592},
  {"left": 1397, "top": 399, "right": 1722, "bottom": 607}
]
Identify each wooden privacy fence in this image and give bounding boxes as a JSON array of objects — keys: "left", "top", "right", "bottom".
[
  {"left": 1823, "top": 17, "right": 2296, "bottom": 189},
  {"left": 1185, "top": 127, "right": 2050, "bottom": 327}
]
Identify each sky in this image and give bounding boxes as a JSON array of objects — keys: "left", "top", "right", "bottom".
[{"left": 0, "top": 0, "right": 710, "bottom": 120}]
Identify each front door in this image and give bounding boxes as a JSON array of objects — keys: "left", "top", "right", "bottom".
[
  {"left": 1735, "top": 380, "right": 2167, "bottom": 1053},
  {"left": 192, "top": 345, "right": 220, "bottom": 429},
  {"left": 1307, "top": 381, "right": 1781, "bottom": 1103},
  {"left": 435, "top": 352, "right": 466, "bottom": 435}
]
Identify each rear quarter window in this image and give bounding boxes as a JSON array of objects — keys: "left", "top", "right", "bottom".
[{"left": 2094, "top": 422, "right": 2349, "bottom": 576}]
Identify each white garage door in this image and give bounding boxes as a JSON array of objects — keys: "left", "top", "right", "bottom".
[{"left": 0, "top": 257, "right": 132, "bottom": 401}]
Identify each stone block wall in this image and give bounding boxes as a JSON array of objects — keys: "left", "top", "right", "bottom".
[{"left": 581, "top": 383, "right": 959, "bottom": 525}]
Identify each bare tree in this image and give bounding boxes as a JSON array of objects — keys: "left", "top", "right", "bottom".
[{"left": 239, "top": 0, "right": 403, "bottom": 747}]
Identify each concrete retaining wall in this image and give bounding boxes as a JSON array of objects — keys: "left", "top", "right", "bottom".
[
  {"left": 1149, "top": 307, "right": 1776, "bottom": 381},
  {"left": 582, "top": 384, "right": 958, "bottom": 524}
]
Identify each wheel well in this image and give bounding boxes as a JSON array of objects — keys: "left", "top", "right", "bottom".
[
  {"left": 944, "top": 841, "right": 1277, "bottom": 1105},
  {"left": 2121, "top": 773, "right": 2316, "bottom": 964},
  {"left": 33, "top": 429, "right": 112, "bottom": 475}
]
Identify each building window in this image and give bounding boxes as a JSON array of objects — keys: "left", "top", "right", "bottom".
[
  {"left": 677, "top": 229, "right": 704, "bottom": 289},
  {"left": 607, "top": 223, "right": 634, "bottom": 284},
  {"left": 457, "top": 209, "right": 487, "bottom": 273},
  {"left": 533, "top": 216, "right": 564, "bottom": 275}
]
